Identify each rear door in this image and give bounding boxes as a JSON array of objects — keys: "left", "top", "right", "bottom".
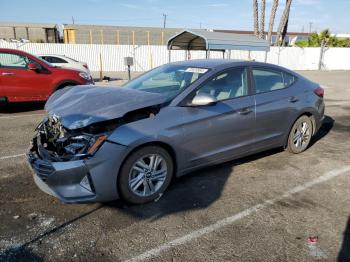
[
  {"left": 0, "top": 52, "right": 52, "bottom": 102},
  {"left": 180, "top": 67, "right": 256, "bottom": 168},
  {"left": 252, "top": 67, "right": 298, "bottom": 149}
]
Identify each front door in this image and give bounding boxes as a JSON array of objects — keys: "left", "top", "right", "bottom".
[
  {"left": 180, "top": 67, "right": 256, "bottom": 169},
  {"left": 0, "top": 52, "right": 51, "bottom": 102}
]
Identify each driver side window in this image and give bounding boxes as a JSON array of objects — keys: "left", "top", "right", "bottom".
[
  {"left": 0, "top": 52, "right": 29, "bottom": 69},
  {"left": 197, "top": 68, "right": 248, "bottom": 101}
]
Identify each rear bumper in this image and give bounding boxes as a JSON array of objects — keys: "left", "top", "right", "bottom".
[{"left": 27, "top": 140, "right": 128, "bottom": 203}]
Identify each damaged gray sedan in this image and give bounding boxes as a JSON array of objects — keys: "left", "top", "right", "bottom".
[{"left": 27, "top": 59, "right": 325, "bottom": 204}]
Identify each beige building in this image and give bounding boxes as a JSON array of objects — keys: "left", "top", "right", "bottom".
[
  {"left": 63, "top": 24, "right": 181, "bottom": 45},
  {"left": 0, "top": 22, "right": 60, "bottom": 43}
]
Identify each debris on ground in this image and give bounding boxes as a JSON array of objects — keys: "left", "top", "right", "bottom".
[
  {"left": 13, "top": 215, "right": 20, "bottom": 219},
  {"left": 154, "top": 193, "right": 163, "bottom": 202},
  {"left": 28, "top": 213, "right": 38, "bottom": 220},
  {"left": 307, "top": 236, "right": 319, "bottom": 245}
]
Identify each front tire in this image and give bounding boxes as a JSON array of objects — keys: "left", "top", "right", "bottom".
[
  {"left": 118, "top": 146, "right": 174, "bottom": 204},
  {"left": 287, "top": 115, "right": 313, "bottom": 154}
]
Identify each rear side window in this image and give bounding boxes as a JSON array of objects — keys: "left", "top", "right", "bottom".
[
  {"left": 253, "top": 68, "right": 296, "bottom": 94},
  {"left": 283, "top": 72, "right": 296, "bottom": 87},
  {"left": 45, "top": 56, "right": 68, "bottom": 63}
]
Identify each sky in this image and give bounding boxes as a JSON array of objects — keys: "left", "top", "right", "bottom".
[{"left": 1, "top": 0, "right": 350, "bottom": 34}]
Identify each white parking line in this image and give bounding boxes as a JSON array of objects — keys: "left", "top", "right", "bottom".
[
  {"left": 125, "top": 165, "right": 350, "bottom": 262},
  {"left": 0, "top": 153, "right": 25, "bottom": 160},
  {"left": 0, "top": 113, "right": 44, "bottom": 120}
]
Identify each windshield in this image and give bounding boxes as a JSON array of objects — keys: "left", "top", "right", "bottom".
[{"left": 123, "top": 64, "right": 209, "bottom": 100}]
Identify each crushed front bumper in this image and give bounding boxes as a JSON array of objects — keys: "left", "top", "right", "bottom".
[{"left": 27, "top": 139, "right": 128, "bottom": 203}]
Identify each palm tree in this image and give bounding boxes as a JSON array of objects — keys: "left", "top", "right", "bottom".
[
  {"left": 259, "top": 0, "right": 266, "bottom": 39},
  {"left": 253, "top": 0, "right": 259, "bottom": 37},
  {"left": 267, "top": 0, "right": 279, "bottom": 45},
  {"left": 276, "top": 0, "right": 293, "bottom": 46}
]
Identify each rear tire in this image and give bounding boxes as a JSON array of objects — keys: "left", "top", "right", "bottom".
[
  {"left": 287, "top": 115, "right": 313, "bottom": 154},
  {"left": 118, "top": 146, "right": 174, "bottom": 204}
]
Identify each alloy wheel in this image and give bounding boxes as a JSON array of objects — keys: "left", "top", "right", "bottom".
[
  {"left": 293, "top": 121, "right": 311, "bottom": 149},
  {"left": 128, "top": 154, "right": 168, "bottom": 197}
]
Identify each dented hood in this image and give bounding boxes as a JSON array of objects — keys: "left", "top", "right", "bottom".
[{"left": 45, "top": 85, "right": 167, "bottom": 129}]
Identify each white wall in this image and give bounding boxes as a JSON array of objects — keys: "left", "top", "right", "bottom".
[{"left": 1, "top": 41, "right": 350, "bottom": 72}]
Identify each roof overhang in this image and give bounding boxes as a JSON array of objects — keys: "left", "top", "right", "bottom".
[{"left": 167, "top": 29, "right": 270, "bottom": 51}]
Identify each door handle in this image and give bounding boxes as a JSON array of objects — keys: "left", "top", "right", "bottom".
[
  {"left": 1, "top": 72, "right": 15, "bottom": 76},
  {"left": 237, "top": 107, "right": 253, "bottom": 115},
  {"left": 288, "top": 96, "right": 299, "bottom": 103}
]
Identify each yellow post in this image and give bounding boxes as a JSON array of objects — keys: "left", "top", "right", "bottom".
[
  {"left": 89, "top": 30, "right": 93, "bottom": 44},
  {"left": 99, "top": 53, "right": 103, "bottom": 81},
  {"left": 100, "top": 30, "right": 104, "bottom": 45},
  {"left": 147, "top": 31, "right": 150, "bottom": 46},
  {"left": 132, "top": 31, "right": 135, "bottom": 47},
  {"left": 117, "top": 30, "right": 120, "bottom": 45},
  {"left": 64, "top": 30, "right": 68, "bottom": 43}
]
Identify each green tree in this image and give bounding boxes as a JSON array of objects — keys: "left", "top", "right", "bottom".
[{"left": 296, "top": 29, "right": 350, "bottom": 47}]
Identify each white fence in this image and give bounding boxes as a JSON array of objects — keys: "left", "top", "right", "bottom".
[{"left": 1, "top": 41, "right": 350, "bottom": 72}]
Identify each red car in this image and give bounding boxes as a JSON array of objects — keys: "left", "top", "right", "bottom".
[{"left": 0, "top": 48, "right": 94, "bottom": 103}]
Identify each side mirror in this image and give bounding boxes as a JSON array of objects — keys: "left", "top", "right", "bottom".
[
  {"left": 191, "top": 93, "right": 217, "bottom": 106},
  {"left": 28, "top": 63, "right": 39, "bottom": 71}
]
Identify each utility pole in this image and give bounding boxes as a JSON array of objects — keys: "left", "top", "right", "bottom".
[
  {"left": 72, "top": 16, "right": 75, "bottom": 24},
  {"left": 199, "top": 22, "right": 202, "bottom": 29},
  {"left": 162, "top": 14, "right": 167, "bottom": 28},
  {"left": 309, "top": 22, "right": 313, "bottom": 35}
]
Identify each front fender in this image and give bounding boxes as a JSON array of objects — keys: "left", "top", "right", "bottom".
[
  {"left": 106, "top": 108, "right": 187, "bottom": 173},
  {"left": 107, "top": 121, "right": 178, "bottom": 149}
]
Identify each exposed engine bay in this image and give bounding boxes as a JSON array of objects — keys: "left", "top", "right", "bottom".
[{"left": 32, "top": 106, "right": 160, "bottom": 162}]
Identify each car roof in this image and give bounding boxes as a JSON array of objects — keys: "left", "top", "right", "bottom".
[
  {"left": 169, "top": 59, "right": 278, "bottom": 69},
  {"left": 169, "top": 59, "right": 298, "bottom": 75},
  {"left": 37, "top": 54, "right": 66, "bottom": 58},
  {"left": 169, "top": 59, "right": 244, "bottom": 69}
]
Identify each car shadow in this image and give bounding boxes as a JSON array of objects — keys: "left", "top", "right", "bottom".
[
  {"left": 338, "top": 216, "right": 350, "bottom": 262},
  {"left": 309, "top": 115, "right": 334, "bottom": 147},
  {"left": 104, "top": 147, "right": 284, "bottom": 220},
  {"left": 0, "top": 246, "right": 43, "bottom": 262},
  {"left": 0, "top": 102, "right": 45, "bottom": 113}
]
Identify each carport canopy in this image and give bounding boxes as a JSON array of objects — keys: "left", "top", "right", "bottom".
[{"left": 167, "top": 29, "right": 270, "bottom": 52}]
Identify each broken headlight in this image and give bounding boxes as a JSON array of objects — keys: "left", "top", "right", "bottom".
[
  {"left": 36, "top": 117, "right": 109, "bottom": 161},
  {"left": 60, "top": 134, "right": 107, "bottom": 157}
]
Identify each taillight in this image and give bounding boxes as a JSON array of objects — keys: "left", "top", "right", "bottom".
[
  {"left": 83, "top": 64, "right": 89, "bottom": 69},
  {"left": 314, "top": 87, "right": 324, "bottom": 98}
]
